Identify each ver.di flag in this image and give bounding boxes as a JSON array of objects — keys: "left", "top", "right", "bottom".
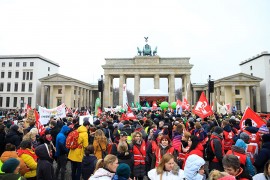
[
  {"left": 240, "top": 106, "right": 266, "bottom": 129},
  {"left": 193, "top": 92, "right": 213, "bottom": 119}
]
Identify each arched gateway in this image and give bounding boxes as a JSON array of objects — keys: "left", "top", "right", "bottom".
[{"left": 102, "top": 39, "right": 193, "bottom": 108}]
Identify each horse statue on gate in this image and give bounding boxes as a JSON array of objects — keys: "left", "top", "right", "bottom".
[
  {"left": 137, "top": 47, "right": 142, "bottom": 56},
  {"left": 143, "top": 44, "right": 152, "bottom": 56},
  {"left": 153, "top": 46, "right": 157, "bottom": 56}
]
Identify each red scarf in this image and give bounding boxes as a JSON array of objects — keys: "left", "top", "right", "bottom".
[{"left": 17, "top": 148, "right": 38, "bottom": 162}]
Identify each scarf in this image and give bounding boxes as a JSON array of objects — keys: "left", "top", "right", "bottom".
[{"left": 17, "top": 148, "right": 38, "bottom": 162}]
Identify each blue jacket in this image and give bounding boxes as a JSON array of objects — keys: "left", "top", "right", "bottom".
[{"left": 55, "top": 125, "right": 70, "bottom": 157}]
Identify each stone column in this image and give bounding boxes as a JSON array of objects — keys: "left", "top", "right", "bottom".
[
  {"left": 186, "top": 74, "right": 191, "bottom": 104},
  {"left": 154, "top": 74, "right": 160, "bottom": 89},
  {"left": 62, "top": 85, "right": 65, "bottom": 104},
  {"left": 169, "top": 74, "right": 175, "bottom": 102},
  {"left": 182, "top": 75, "right": 186, "bottom": 98},
  {"left": 109, "top": 77, "right": 113, "bottom": 106},
  {"left": 221, "top": 86, "right": 225, "bottom": 103},
  {"left": 83, "top": 88, "right": 86, "bottom": 107},
  {"left": 71, "top": 86, "right": 74, "bottom": 108},
  {"left": 193, "top": 89, "right": 196, "bottom": 105},
  {"left": 212, "top": 87, "right": 216, "bottom": 110},
  {"left": 49, "top": 85, "right": 53, "bottom": 108},
  {"left": 231, "top": 85, "right": 235, "bottom": 107},
  {"left": 89, "top": 90, "right": 93, "bottom": 108},
  {"left": 134, "top": 74, "right": 140, "bottom": 105},
  {"left": 119, "top": 75, "right": 126, "bottom": 106},
  {"left": 104, "top": 75, "right": 112, "bottom": 108},
  {"left": 75, "top": 86, "right": 78, "bottom": 108},
  {"left": 41, "top": 85, "right": 45, "bottom": 106},
  {"left": 245, "top": 86, "right": 250, "bottom": 107},
  {"left": 216, "top": 86, "right": 220, "bottom": 104},
  {"left": 85, "top": 89, "right": 88, "bottom": 108},
  {"left": 80, "top": 87, "right": 83, "bottom": 108},
  {"left": 256, "top": 85, "right": 261, "bottom": 112}
]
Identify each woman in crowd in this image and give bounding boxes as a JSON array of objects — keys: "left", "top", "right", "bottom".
[
  {"left": 90, "top": 154, "right": 118, "bottom": 180},
  {"left": 17, "top": 140, "right": 37, "bottom": 180},
  {"left": 253, "top": 159, "right": 270, "bottom": 180},
  {"left": 93, "top": 129, "right": 108, "bottom": 160},
  {"left": 148, "top": 154, "right": 184, "bottom": 180},
  {"left": 153, "top": 135, "right": 177, "bottom": 168},
  {"left": 131, "top": 132, "right": 146, "bottom": 180},
  {"left": 185, "top": 135, "right": 204, "bottom": 161},
  {"left": 184, "top": 154, "right": 206, "bottom": 180}
]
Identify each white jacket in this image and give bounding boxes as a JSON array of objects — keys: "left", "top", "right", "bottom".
[
  {"left": 89, "top": 168, "right": 114, "bottom": 180},
  {"left": 253, "top": 173, "right": 270, "bottom": 180},
  {"left": 148, "top": 168, "right": 185, "bottom": 180}
]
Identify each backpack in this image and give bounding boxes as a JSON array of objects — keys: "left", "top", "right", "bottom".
[
  {"left": 204, "top": 138, "right": 215, "bottom": 161},
  {"left": 66, "top": 130, "right": 79, "bottom": 149}
]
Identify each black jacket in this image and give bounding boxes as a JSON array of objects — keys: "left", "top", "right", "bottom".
[
  {"left": 82, "top": 155, "right": 97, "bottom": 180},
  {"left": 35, "top": 144, "right": 54, "bottom": 180},
  {"left": 5, "top": 129, "right": 22, "bottom": 148}
]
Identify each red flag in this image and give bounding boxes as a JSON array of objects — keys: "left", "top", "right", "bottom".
[
  {"left": 127, "top": 103, "right": 132, "bottom": 113},
  {"left": 97, "top": 107, "right": 102, "bottom": 117},
  {"left": 182, "top": 98, "right": 190, "bottom": 110},
  {"left": 126, "top": 103, "right": 136, "bottom": 120},
  {"left": 34, "top": 110, "right": 45, "bottom": 136},
  {"left": 193, "top": 92, "right": 213, "bottom": 119},
  {"left": 152, "top": 101, "right": 157, "bottom": 110},
  {"left": 240, "top": 107, "right": 266, "bottom": 129}
]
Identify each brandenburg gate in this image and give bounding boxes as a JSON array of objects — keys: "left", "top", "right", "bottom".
[{"left": 102, "top": 39, "right": 193, "bottom": 108}]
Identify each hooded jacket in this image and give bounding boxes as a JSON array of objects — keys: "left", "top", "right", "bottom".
[
  {"left": 55, "top": 125, "right": 70, "bottom": 157},
  {"left": 5, "top": 127, "right": 22, "bottom": 148},
  {"left": 184, "top": 154, "right": 205, "bottom": 180},
  {"left": 89, "top": 168, "right": 115, "bottom": 180},
  {"left": 68, "top": 125, "right": 89, "bottom": 162},
  {"left": 35, "top": 144, "right": 54, "bottom": 180}
]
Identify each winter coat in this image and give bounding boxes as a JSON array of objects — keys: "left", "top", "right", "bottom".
[
  {"left": 55, "top": 125, "right": 70, "bottom": 157},
  {"left": 68, "top": 125, "right": 89, "bottom": 162},
  {"left": 0, "top": 131, "right": 6, "bottom": 156},
  {"left": 89, "top": 168, "right": 114, "bottom": 180},
  {"left": 82, "top": 155, "right": 97, "bottom": 180},
  {"left": 254, "top": 142, "right": 270, "bottom": 173},
  {"left": 148, "top": 166, "right": 185, "bottom": 180},
  {"left": 17, "top": 148, "right": 37, "bottom": 178},
  {"left": 0, "top": 151, "right": 29, "bottom": 176},
  {"left": 0, "top": 173, "right": 26, "bottom": 180},
  {"left": 184, "top": 154, "right": 205, "bottom": 180},
  {"left": 93, "top": 137, "right": 107, "bottom": 160},
  {"left": 35, "top": 144, "right": 54, "bottom": 180},
  {"left": 5, "top": 129, "right": 22, "bottom": 148},
  {"left": 253, "top": 173, "right": 270, "bottom": 180}
]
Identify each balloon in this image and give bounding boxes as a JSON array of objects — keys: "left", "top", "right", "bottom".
[
  {"left": 160, "top": 101, "right": 169, "bottom": 110},
  {"left": 171, "top": 102, "right": 177, "bottom": 110}
]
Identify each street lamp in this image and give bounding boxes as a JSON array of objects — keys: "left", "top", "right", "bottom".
[{"left": 98, "top": 75, "right": 104, "bottom": 110}]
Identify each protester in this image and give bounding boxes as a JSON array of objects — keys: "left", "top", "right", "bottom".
[
  {"left": 112, "top": 163, "right": 131, "bottom": 180},
  {"left": 35, "top": 143, "right": 54, "bottom": 180},
  {"left": 93, "top": 129, "right": 107, "bottom": 160},
  {"left": 0, "top": 158, "right": 26, "bottom": 180},
  {"left": 148, "top": 154, "right": 184, "bottom": 180},
  {"left": 90, "top": 154, "right": 118, "bottom": 180},
  {"left": 82, "top": 145, "right": 97, "bottom": 180},
  {"left": 253, "top": 159, "right": 270, "bottom": 180},
  {"left": 184, "top": 154, "right": 206, "bottom": 180}
]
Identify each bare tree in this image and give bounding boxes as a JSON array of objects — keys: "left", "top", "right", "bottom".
[
  {"left": 113, "top": 88, "right": 134, "bottom": 106},
  {"left": 175, "top": 88, "right": 182, "bottom": 100}
]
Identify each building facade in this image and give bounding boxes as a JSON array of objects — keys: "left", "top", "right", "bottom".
[
  {"left": 240, "top": 51, "right": 270, "bottom": 113},
  {"left": 192, "top": 73, "right": 262, "bottom": 112},
  {"left": 0, "top": 55, "right": 59, "bottom": 110},
  {"left": 39, "top": 73, "right": 99, "bottom": 109}
]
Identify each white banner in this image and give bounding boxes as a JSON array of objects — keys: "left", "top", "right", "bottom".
[
  {"left": 38, "top": 104, "right": 66, "bottom": 125},
  {"left": 123, "top": 84, "right": 128, "bottom": 110},
  {"left": 79, "top": 115, "right": 93, "bottom": 125}
]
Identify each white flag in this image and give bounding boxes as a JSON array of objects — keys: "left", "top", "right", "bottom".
[{"left": 123, "top": 84, "right": 128, "bottom": 110}]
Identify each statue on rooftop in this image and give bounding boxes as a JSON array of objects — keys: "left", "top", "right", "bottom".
[{"left": 136, "top": 37, "right": 157, "bottom": 56}]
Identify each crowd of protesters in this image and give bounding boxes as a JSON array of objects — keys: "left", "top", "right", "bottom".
[{"left": 0, "top": 107, "right": 270, "bottom": 180}]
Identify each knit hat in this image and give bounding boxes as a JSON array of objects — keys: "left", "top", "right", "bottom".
[
  {"left": 213, "top": 126, "right": 223, "bottom": 134},
  {"left": 262, "top": 134, "right": 270, "bottom": 143},
  {"left": 116, "top": 163, "right": 131, "bottom": 179},
  {"left": 235, "top": 139, "right": 247, "bottom": 150},
  {"left": 240, "top": 132, "right": 250, "bottom": 143},
  {"left": 1, "top": 158, "right": 20, "bottom": 173},
  {"left": 120, "top": 131, "right": 128, "bottom": 137},
  {"left": 10, "top": 124, "right": 19, "bottom": 131}
]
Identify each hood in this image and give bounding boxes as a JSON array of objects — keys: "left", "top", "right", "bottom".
[
  {"left": 60, "top": 125, "right": 70, "bottom": 135},
  {"left": 35, "top": 144, "right": 52, "bottom": 161},
  {"left": 231, "top": 145, "right": 245, "bottom": 154},
  {"left": 245, "top": 126, "right": 259, "bottom": 133},
  {"left": 82, "top": 155, "right": 96, "bottom": 166},
  {"left": 92, "top": 168, "right": 114, "bottom": 178},
  {"left": 184, "top": 154, "right": 205, "bottom": 180},
  {"left": 77, "top": 125, "right": 87, "bottom": 133},
  {"left": 223, "top": 125, "right": 232, "bottom": 132},
  {"left": 235, "top": 139, "right": 246, "bottom": 150}
]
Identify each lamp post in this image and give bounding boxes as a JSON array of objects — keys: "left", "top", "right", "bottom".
[{"left": 98, "top": 75, "right": 104, "bottom": 110}]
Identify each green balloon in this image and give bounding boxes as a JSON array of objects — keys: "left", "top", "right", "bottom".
[
  {"left": 160, "top": 101, "right": 169, "bottom": 110},
  {"left": 171, "top": 102, "right": 177, "bottom": 110}
]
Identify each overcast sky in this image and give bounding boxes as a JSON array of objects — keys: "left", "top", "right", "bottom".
[{"left": 1, "top": 0, "right": 270, "bottom": 93}]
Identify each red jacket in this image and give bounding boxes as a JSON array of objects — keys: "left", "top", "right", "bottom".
[
  {"left": 226, "top": 150, "right": 247, "bottom": 166},
  {"left": 133, "top": 141, "right": 146, "bottom": 166},
  {"left": 223, "top": 130, "right": 235, "bottom": 151},
  {"left": 243, "top": 129, "right": 260, "bottom": 146},
  {"left": 155, "top": 146, "right": 174, "bottom": 167}
]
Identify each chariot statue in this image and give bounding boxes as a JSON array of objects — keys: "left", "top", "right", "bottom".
[{"left": 136, "top": 37, "right": 158, "bottom": 56}]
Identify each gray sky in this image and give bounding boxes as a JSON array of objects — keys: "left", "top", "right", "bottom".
[{"left": 1, "top": 0, "right": 270, "bottom": 93}]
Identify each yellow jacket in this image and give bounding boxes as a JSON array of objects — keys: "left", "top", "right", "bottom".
[
  {"left": 18, "top": 149, "right": 37, "bottom": 178},
  {"left": 68, "top": 125, "right": 89, "bottom": 162}
]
